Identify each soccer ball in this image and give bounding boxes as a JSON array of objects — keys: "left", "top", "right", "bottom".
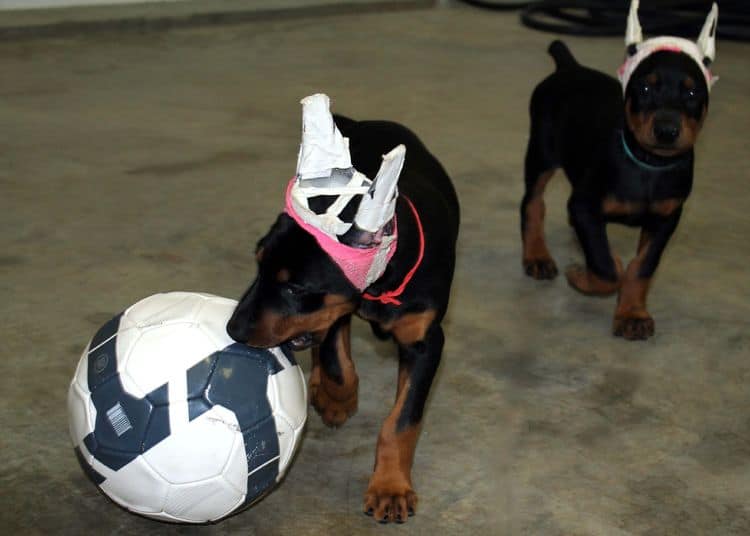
[{"left": 67, "top": 292, "right": 307, "bottom": 523}]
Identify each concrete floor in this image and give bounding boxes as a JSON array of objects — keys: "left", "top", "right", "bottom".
[{"left": 2, "top": 3, "right": 750, "bottom": 535}]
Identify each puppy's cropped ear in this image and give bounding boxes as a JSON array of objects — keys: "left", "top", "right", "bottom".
[
  {"left": 697, "top": 2, "right": 718, "bottom": 67},
  {"left": 339, "top": 145, "right": 405, "bottom": 249},
  {"left": 625, "top": 0, "right": 643, "bottom": 55}
]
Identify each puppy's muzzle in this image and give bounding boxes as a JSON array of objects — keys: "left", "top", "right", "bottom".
[
  {"left": 653, "top": 111, "right": 681, "bottom": 145},
  {"left": 226, "top": 311, "right": 254, "bottom": 343}
]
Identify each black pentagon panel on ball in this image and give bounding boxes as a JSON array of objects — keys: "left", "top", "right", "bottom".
[
  {"left": 142, "top": 404, "right": 170, "bottom": 452},
  {"left": 90, "top": 375, "right": 153, "bottom": 453},
  {"left": 187, "top": 398, "right": 212, "bottom": 421},
  {"left": 74, "top": 446, "right": 105, "bottom": 485},
  {"left": 200, "top": 342, "right": 283, "bottom": 501},
  {"left": 186, "top": 354, "right": 218, "bottom": 400},
  {"left": 146, "top": 381, "right": 170, "bottom": 407},
  {"left": 241, "top": 415, "right": 280, "bottom": 475},
  {"left": 186, "top": 353, "right": 219, "bottom": 422},
  {"left": 205, "top": 344, "right": 279, "bottom": 429},
  {"left": 243, "top": 458, "right": 280, "bottom": 508},
  {"left": 87, "top": 312, "right": 124, "bottom": 392},
  {"left": 87, "top": 373, "right": 171, "bottom": 471}
]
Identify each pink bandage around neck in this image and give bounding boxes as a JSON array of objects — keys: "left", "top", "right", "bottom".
[{"left": 284, "top": 179, "right": 397, "bottom": 292}]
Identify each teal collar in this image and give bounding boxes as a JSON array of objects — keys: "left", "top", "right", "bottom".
[{"left": 621, "top": 131, "right": 684, "bottom": 171}]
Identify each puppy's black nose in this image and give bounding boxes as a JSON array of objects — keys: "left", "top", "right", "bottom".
[
  {"left": 226, "top": 309, "right": 254, "bottom": 343},
  {"left": 653, "top": 120, "right": 680, "bottom": 145}
]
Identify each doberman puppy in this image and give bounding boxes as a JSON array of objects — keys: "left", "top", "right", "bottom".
[
  {"left": 227, "top": 113, "right": 459, "bottom": 523},
  {"left": 520, "top": 29, "right": 716, "bottom": 339}
]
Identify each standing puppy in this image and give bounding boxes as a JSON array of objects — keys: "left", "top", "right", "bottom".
[
  {"left": 227, "top": 94, "right": 459, "bottom": 523},
  {"left": 521, "top": 0, "right": 718, "bottom": 339}
]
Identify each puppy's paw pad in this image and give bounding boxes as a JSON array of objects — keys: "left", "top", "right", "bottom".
[
  {"left": 613, "top": 316, "right": 655, "bottom": 340},
  {"left": 310, "top": 381, "right": 357, "bottom": 428},
  {"left": 566, "top": 264, "right": 620, "bottom": 296},
  {"left": 364, "top": 482, "right": 417, "bottom": 524},
  {"left": 523, "top": 258, "right": 559, "bottom": 280}
]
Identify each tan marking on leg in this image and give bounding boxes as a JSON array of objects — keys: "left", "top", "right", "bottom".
[
  {"left": 650, "top": 198, "right": 684, "bottom": 217},
  {"left": 613, "top": 231, "right": 655, "bottom": 339},
  {"left": 382, "top": 310, "right": 437, "bottom": 346},
  {"left": 566, "top": 256, "right": 624, "bottom": 296},
  {"left": 602, "top": 196, "right": 644, "bottom": 216},
  {"left": 523, "top": 170, "right": 558, "bottom": 279},
  {"left": 364, "top": 373, "right": 419, "bottom": 523}
]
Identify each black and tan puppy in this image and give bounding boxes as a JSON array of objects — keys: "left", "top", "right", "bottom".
[
  {"left": 521, "top": 1, "right": 718, "bottom": 339},
  {"left": 227, "top": 96, "right": 459, "bottom": 523}
]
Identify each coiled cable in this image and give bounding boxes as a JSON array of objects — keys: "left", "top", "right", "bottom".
[{"left": 456, "top": 0, "right": 750, "bottom": 41}]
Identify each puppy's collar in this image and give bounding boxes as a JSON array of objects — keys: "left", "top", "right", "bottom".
[
  {"left": 621, "top": 130, "right": 684, "bottom": 171},
  {"left": 362, "top": 196, "right": 424, "bottom": 307}
]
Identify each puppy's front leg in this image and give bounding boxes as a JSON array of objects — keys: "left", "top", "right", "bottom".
[
  {"left": 614, "top": 208, "right": 682, "bottom": 339},
  {"left": 364, "top": 317, "right": 443, "bottom": 524},
  {"left": 310, "top": 314, "right": 358, "bottom": 427},
  {"left": 566, "top": 196, "right": 622, "bottom": 295}
]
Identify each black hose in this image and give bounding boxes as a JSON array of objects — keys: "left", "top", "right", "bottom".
[{"left": 455, "top": 0, "right": 750, "bottom": 41}]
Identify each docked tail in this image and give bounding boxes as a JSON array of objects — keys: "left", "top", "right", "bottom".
[{"left": 548, "top": 40, "right": 578, "bottom": 71}]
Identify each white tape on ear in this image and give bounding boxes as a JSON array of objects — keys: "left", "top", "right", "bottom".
[
  {"left": 618, "top": 3, "right": 718, "bottom": 94},
  {"left": 296, "top": 94, "right": 352, "bottom": 180},
  {"left": 625, "top": 0, "right": 643, "bottom": 48},
  {"left": 286, "top": 94, "right": 403, "bottom": 291},
  {"left": 618, "top": 37, "right": 717, "bottom": 95},
  {"left": 354, "top": 145, "right": 404, "bottom": 233}
]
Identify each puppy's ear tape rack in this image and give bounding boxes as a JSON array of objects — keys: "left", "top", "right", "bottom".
[{"left": 456, "top": 0, "right": 750, "bottom": 42}]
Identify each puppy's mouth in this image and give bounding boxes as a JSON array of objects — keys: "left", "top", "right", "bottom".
[
  {"left": 287, "top": 332, "right": 314, "bottom": 351},
  {"left": 647, "top": 144, "right": 684, "bottom": 157}
]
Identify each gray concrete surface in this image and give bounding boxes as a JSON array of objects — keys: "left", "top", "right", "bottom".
[
  {"left": 0, "top": 0, "right": 432, "bottom": 40},
  {"left": 1, "top": 3, "right": 749, "bottom": 535}
]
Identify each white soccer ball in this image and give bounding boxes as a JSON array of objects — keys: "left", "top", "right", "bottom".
[{"left": 67, "top": 292, "right": 307, "bottom": 523}]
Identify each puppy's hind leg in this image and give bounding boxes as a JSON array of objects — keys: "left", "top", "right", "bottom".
[{"left": 521, "top": 125, "right": 559, "bottom": 279}]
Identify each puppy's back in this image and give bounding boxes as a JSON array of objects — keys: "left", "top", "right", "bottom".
[{"left": 334, "top": 114, "right": 459, "bottom": 222}]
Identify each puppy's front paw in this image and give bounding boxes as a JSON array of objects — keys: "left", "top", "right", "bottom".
[
  {"left": 565, "top": 263, "right": 621, "bottom": 296},
  {"left": 364, "top": 475, "right": 417, "bottom": 524},
  {"left": 613, "top": 314, "right": 655, "bottom": 340},
  {"left": 523, "top": 257, "right": 558, "bottom": 280},
  {"left": 309, "top": 369, "right": 358, "bottom": 427}
]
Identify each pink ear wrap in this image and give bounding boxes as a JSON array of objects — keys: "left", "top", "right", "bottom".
[
  {"left": 617, "top": 38, "right": 716, "bottom": 95},
  {"left": 284, "top": 179, "right": 398, "bottom": 292}
]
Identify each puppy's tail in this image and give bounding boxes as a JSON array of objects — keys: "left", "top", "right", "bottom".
[{"left": 548, "top": 40, "right": 578, "bottom": 71}]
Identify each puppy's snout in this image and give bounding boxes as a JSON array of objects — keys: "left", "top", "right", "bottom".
[
  {"left": 227, "top": 281, "right": 260, "bottom": 343},
  {"left": 654, "top": 121, "right": 680, "bottom": 144},
  {"left": 226, "top": 310, "right": 255, "bottom": 343},
  {"left": 653, "top": 111, "right": 681, "bottom": 145}
]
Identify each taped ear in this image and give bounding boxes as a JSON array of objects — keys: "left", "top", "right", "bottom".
[
  {"left": 697, "top": 2, "right": 718, "bottom": 66},
  {"left": 354, "top": 144, "right": 404, "bottom": 233},
  {"left": 340, "top": 144, "right": 405, "bottom": 248},
  {"left": 625, "top": 0, "right": 643, "bottom": 53},
  {"left": 296, "top": 93, "right": 352, "bottom": 181}
]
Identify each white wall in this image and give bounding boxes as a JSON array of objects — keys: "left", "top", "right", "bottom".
[{"left": 0, "top": 0, "right": 186, "bottom": 9}]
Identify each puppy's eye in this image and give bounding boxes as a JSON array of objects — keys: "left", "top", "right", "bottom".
[
  {"left": 640, "top": 83, "right": 651, "bottom": 96},
  {"left": 284, "top": 283, "right": 306, "bottom": 296},
  {"left": 686, "top": 88, "right": 696, "bottom": 99}
]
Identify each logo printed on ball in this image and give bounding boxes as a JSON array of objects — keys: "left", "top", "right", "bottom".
[{"left": 94, "top": 353, "right": 109, "bottom": 374}]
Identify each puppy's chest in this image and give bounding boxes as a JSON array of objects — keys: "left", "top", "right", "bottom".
[{"left": 602, "top": 155, "right": 693, "bottom": 221}]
